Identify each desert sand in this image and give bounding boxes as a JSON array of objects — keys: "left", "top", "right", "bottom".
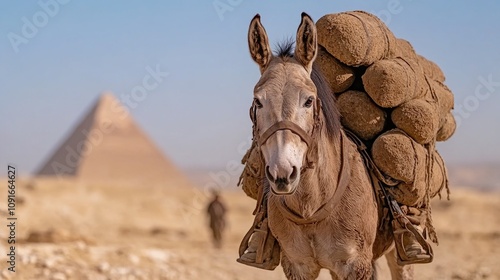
[{"left": 0, "top": 177, "right": 498, "bottom": 280}]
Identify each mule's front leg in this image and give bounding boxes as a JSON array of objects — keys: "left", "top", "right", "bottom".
[
  {"left": 337, "top": 257, "right": 374, "bottom": 280},
  {"left": 281, "top": 254, "right": 321, "bottom": 280}
]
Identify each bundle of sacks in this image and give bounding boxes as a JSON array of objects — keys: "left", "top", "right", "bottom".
[
  {"left": 315, "top": 10, "right": 454, "bottom": 211},
  {"left": 315, "top": 11, "right": 454, "bottom": 242}
]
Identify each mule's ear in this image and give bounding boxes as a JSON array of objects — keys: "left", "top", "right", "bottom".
[
  {"left": 248, "top": 14, "right": 272, "bottom": 74},
  {"left": 295, "top": 12, "right": 317, "bottom": 73}
]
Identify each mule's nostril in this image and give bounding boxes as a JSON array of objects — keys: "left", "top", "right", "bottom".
[
  {"left": 289, "top": 166, "right": 298, "bottom": 182},
  {"left": 265, "top": 165, "right": 275, "bottom": 183}
]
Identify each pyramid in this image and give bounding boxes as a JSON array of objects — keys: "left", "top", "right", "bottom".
[{"left": 36, "top": 93, "right": 186, "bottom": 184}]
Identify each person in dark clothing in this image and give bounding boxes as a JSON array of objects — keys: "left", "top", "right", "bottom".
[{"left": 206, "top": 192, "right": 227, "bottom": 249}]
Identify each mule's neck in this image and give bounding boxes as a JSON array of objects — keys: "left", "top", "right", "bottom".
[{"left": 282, "top": 127, "right": 343, "bottom": 219}]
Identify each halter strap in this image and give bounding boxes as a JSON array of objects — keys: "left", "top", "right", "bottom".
[
  {"left": 251, "top": 98, "right": 322, "bottom": 170},
  {"left": 258, "top": 120, "right": 313, "bottom": 148},
  {"left": 273, "top": 131, "right": 351, "bottom": 225}
]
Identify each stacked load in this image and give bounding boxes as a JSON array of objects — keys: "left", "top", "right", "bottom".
[{"left": 315, "top": 11, "right": 455, "bottom": 215}]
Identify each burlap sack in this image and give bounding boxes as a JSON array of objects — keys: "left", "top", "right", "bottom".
[
  {"left": 315, "top": 45, "right": 355, "bottom": 93},
  {"left": 429, "top": 151, "right": 448, "bottom": 198},
  {"left": 391, "top": 150, "right": 448, "bottom": 206},
  {"left": 412, "top": 77, "right": 454, "bottom": 124},
  {"left": 429, "top": 79, "right": 454, "bottom": 118},
  {"left": 395, "top": 38, "right": 418, "bottom": 61},
  {"left": 372, "top": 129, "right": 426, "bottom": 184},
  {"left": 391, "top": 76, "right": 454, "bottom": 145},
  {"left": 363, "top": 57, "right": 425, "bottom": 108},
  {"left": 316, "top": 11, "right": 397, "bottom": 66},
  {"left": 391, "top": 99, "right": 440, "bottom": 144},
  {"left": 436, "top": 113, "right": 456, "bottom": 142},
  {"left": 337, "top": 90, "right": 387, "bottom": 140},
  {"left": 418, "top": 55, "right": 446, "bottom": 82}
]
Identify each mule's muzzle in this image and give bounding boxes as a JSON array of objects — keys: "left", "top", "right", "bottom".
[
  {"left": 272, "top": 181, "right": 296, "bottom": 195},
  {"left": 266, "top": 165, "right": 299, "bottom": 195}
]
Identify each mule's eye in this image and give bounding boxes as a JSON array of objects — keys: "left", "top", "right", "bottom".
[
  {"left": 304, "top": 96, "right": 314, "bottom": 108},
  {"left": 254, "top": 98, "right": 263, "bottom": 108}
]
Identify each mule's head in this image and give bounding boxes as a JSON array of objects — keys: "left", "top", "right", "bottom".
[{"left": 248, "top": 13, "right": 320, "bottom": 195}]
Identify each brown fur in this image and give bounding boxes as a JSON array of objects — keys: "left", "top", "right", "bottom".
[{"left": 248, "top": 13, "right": 414, "bottom": 279}]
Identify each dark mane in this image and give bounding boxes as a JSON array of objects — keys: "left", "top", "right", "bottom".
[
  {"left": 311, "top": 64, "right": 342, "bottom": 139},
  {"left": 274, "top": 41, "right": 341, "bottom": 139},
  {"left": 274, "top": 39, "right": 294, "bottom": 58}
]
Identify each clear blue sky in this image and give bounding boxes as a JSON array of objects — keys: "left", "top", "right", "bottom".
[{"left": 1, "top": 1, "right": 499, "bottom": 176}]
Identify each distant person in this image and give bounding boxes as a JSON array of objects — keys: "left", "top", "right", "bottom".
[{"left": 206, "top": 191, "right": 227, "bottom": 249}]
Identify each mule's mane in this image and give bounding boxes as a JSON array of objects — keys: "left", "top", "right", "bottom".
[
  {"left": 274, "top": 38, "right": 295, "bottom": 58},
  {"left": 274, "top": 40, "right": 341, "bottom": 139}
]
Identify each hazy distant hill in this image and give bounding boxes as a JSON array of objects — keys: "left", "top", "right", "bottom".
[
  {"left": 448, "top": 163, "right": 500, "bottom": 191},
  {"left": 185, "top": 167, "right": 243, "bottom": 191}
]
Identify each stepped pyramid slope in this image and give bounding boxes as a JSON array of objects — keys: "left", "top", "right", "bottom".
[{"left": 36, "top": 93, "right": 186, "bottom": 184}]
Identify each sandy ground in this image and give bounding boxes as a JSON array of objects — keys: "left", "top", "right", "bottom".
[{"left": 0, "top": 178, "right": 499, "bottom": 280}]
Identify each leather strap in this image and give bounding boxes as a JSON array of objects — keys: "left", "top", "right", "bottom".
[
  {"left": 274, "top": 132, "right": 351, "bottom": 225},
  {"left": 258, "top": 120, "right": 313, "bottom": 148},
  {"left": 251, "top": 98, "right": 322, "bottom": 171},
  {"left": 344, "top": 129, "right": 400, "bottom": 187}
]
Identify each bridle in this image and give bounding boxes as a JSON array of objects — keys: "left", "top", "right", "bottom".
[
  {"left": 249, "top": 94, "right": 352, "bottom": 225},
  {"left": 250, "top": 97, "right": 323, "bottom": 171}
]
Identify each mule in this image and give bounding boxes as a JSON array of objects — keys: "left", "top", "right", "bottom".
[{"left": 246, "top": 13, "right": 413, "bottom": 279}]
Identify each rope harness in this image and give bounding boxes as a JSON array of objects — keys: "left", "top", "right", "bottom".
[
  {"left": 250, "top": 96, "right": 351, "bottom": 224},
  {"left": 250, "top": 97, "right": 322, "bottom": 171},
  {"left": 345, "top": 129, "right": 434, "bottom": 265}
]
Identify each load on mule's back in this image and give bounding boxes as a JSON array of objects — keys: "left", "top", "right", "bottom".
[{"left": 236, "top": 11, "right": 455, "bottom": 280}]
